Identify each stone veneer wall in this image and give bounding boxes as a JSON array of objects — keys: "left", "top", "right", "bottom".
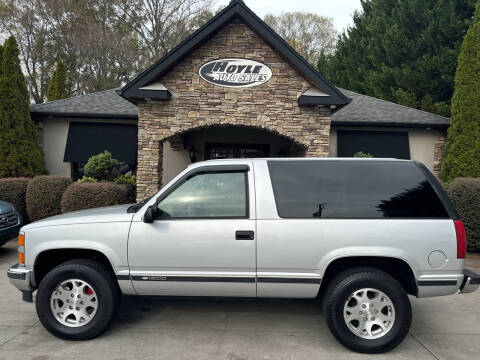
[
  {"left": 433, "top": 131, "right": 447, "bottom": 178},
  {"left": 136, "top": 19, "right": 331, "bottom": 200}
]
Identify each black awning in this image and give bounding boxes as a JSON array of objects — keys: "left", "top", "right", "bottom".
[{"left": 64, "top": 122, "right": 138, "bottom": 164}]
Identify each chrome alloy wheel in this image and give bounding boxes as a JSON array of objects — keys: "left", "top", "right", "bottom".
[
  {"left": 50, "top": 279, "right": 98, "bottom": 327},
  {"left": 343, "top": 288, "right": 395, "bottom": 339}
]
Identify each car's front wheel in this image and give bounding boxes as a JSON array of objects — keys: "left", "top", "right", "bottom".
[
  {"left": 323, "top": 267, "right": 412, "bottom": 353},
  {"left": 36, "top": 259, "right": 120, "bottom": 340}
]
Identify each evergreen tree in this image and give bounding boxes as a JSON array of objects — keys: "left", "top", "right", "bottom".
[
  {"left": 441, "top": 0, "right": 480, "bottom": 181},
  {"left": 0, "top": 36, "right": 46, "bottom": 177},
  {"left": 46, "top": 60, "right": 68, "bottom": 102},
  {"left": 323, "top": 0, "right": 475, "bottom": 117}
]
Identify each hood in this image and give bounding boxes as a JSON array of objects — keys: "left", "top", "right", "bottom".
[
  {"left": 0, "top": 200, "right": 14, "bottom": 215},
  {"left": 22, "top": 204, "right": 135, "bottom": 230}
]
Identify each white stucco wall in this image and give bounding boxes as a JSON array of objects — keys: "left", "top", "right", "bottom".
[
  {"left": 162, "top": 141, "right": 190, "bottom": 184},
  {"left": 42, "top": 118, "right": 71, "bottom": 177},
  {"left": 329, "top": 126, "right": 442, "bottom": 172}
]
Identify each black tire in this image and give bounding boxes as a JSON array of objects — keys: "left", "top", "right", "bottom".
[
  {"left": 36, "top": 259, "right": 120, "bottom": 340},
  {"left": 323, "top": 267, "right": 411, "bottom": 353}
]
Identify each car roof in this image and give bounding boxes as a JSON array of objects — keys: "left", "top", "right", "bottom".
[{"left": 199, "top": 157, "right": 411, "bottom": 165}]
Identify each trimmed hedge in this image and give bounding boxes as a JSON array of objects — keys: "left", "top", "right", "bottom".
[
  {"left": 446, "top": 178, "right": 480, "bottom": 251},
  {"left": 0, "top": 178, "right": 30, "bottom": 221},
  {"left": 61, "top": 182, "right": 131, "bottom": 214},
  {"left": 26, "top": 176, "right": 72, "bottom": 222}
]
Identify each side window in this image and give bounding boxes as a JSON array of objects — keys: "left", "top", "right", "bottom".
[
  {"left": 268, "top": 161, "right": 449, "bottom": 219},
  {"left": 156, "top": 171, "right": 248, "bottom": 219}
]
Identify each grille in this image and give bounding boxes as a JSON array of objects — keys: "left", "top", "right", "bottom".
[{"left": 0, "top": 211, "right": 18, "bottom": 229}]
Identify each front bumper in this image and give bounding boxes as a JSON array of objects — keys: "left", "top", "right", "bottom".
[
  {"left": 7, "top": 263, "right": 33, "bottom": 292},
  {"left": 459, "top": 269, "right": 480, "bottom": 294}
]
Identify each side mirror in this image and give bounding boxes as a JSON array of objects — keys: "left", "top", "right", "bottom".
[{"left": 143, "top": 204, "right": 157, "bottom": 223}]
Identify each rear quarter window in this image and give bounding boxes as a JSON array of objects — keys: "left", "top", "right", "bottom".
[{"left": 267, "top": 160, "right": 450, "bottom": 219}]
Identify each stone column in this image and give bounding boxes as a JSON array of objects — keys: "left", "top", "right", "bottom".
[
  {"left": 304, "top": 107, "right": 331, "bottom": 157},
  {"left": 136, "top": 139, "right": 163, "bottom": 201}
]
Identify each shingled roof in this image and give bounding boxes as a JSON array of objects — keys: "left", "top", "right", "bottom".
[
  {"left": 30, "top": 88, "right": 138, "bottom": 119},
  {"left": 30, "top": 87, "right": 450, "bottom": 128},
  {"left": 332, "top": 89, "right": 450, "bottom": 128}
]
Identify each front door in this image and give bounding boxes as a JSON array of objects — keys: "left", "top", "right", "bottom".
[{"left": 128, "top": 164, "right": 256, "bottom": 297}]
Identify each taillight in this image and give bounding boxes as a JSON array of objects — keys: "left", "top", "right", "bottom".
[
  {"left": 454, "top": 220, "right": 466, "bottom": 259},
  {"left": 18, "top": 232, "right": 25, "bottom": 264}
]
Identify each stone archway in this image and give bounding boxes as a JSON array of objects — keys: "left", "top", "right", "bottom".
[{"left": 136, "top": 111, "right": 330, "bottom": 200}]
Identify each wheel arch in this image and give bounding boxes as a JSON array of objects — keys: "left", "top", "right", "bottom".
[
  {"left": 319, "top": 256, "right": 418, "bottom": 297},
  {"left": 33, "top": 248, "right": 116, "bottom": 288}
]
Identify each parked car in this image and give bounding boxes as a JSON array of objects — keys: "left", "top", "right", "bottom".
[
  {"left": 0, "top": 200, "right": 23, "bottom": 247},
  {"left": 7, "top": 158, "right": 480, "bottom": 353}
]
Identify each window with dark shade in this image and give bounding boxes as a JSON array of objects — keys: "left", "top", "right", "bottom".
[
  {"left": 267, "top": 160, "right": 449, "bottom": 219},
  {"left": 64, "top": 122, "right": 138, "bottom": 165},
  {"left": 337, "top": 130, "right": 410, "bottom": 159}
]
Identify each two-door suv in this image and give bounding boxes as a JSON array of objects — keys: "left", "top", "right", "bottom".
[{"left": 8, "top": 158, "right": 480, "bottom": 353}]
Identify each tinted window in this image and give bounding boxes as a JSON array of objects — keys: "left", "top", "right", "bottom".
[
  {"left": 268, "top": 161, "right": 449, "bottom": 219},
  {"left": 156, "top": 171, "right": 247, "bottom": 218}
]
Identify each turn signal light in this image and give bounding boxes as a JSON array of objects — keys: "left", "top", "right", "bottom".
[
  {"left": 454, "top": 220, "right": 466, "bottom": 259},
  {"left": 18, "top": 233, "right": 25, "bottom": 264},
  {"left": 18, "top": 233, "right": 25, "bottom": 246}
]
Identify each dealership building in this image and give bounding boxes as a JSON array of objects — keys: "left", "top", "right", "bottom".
[{"left": 30, "top": 0, "right": 450, "bottom": 201}]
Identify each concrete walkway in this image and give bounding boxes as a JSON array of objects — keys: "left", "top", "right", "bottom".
[{"left": 1, "top": 238, "right": 479, "bottom": 360}]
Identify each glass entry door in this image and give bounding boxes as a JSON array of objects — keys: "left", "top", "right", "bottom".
[{"left": 205, "top": 143, "right": 269, "bottom": 160}]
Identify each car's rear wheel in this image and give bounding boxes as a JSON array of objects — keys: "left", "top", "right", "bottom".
[
  {"left": 323, "top": 267, "right": 411, "bottom": 353},
  {"left": 36, "top": 259, "right": 119, "bottom": 340}
]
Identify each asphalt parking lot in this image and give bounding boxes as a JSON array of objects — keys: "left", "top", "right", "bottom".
[{"left": 1, "top": 239, "right": 479, "bottom": 360}]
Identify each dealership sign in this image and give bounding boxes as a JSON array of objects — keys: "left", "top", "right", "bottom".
[{"left": 199, "top": 58, "right": 272, "bottom": 88}]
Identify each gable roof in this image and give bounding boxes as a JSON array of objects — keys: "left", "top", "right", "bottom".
[
  {"left": 332, "top": 89, "right": 450, "bottom": 128},
  {"left": 30, "top": 88, "right": 138, "bottom": 119},
  {"left": 119, "top": 0, "right": 350, "bottom": 107},
  {"left": 30, "top": 87, "right": 450, "bottom": 129}
]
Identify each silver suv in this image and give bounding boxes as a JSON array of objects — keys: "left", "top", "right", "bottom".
[{"left": 8, "top": 158, "right": 479, "bottom": 353}]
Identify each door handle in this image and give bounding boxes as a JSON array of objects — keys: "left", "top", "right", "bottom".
[{"left": 235, "top": 230, "right": 254, "bottom": 240}]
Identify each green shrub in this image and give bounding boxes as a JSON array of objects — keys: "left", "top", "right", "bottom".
[
  {"left": 114, "top": 174, "right": 136, "bottom": 186},
  {"left": 353, "top": 151, "right": 373, "bottom": 158},
  {"left": 84, "top": 151, "right": 123, "bottom": 181},
  {"left": 114, "top": 174, "right": 136, "bottom": 202},
  {"left": 446, "top": 178, "right": 480, "bottom": 251},
  {"left": 26, "top": 176, "right": 72, "bottom": 222},
  {"left": 61, "top": 182, "right": 131, "bottom": 213},
  {"left": 0, "top": 177, "right": 30, "bottom": 221},
  {"left": 76, "top": 175, "right": 98, "bottom": 183}
]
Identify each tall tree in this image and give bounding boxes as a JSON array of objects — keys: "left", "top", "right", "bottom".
[
  {"left": 441, "top": 0, "right": 480, "bottom": 181},
  {"left": 264, "top": 11, "right": 337, "bottom": 64},
  {"left": 116, "top": 0, "right": 213, "bottom": 64},
  {"left": 0, "top": 0, "right": 58, "bottom": 103},
  {"left": 46, "top": 60, "right": 68, "bottom": 101},
  {"left": 0, "top": 0, "right": 213, "bottom": 102},
  {"left": 0, "top": 36, "right": 46, "bottom": 177},
  {"left": 322, "top": 0, "right": 476, "bottom": 117}
]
